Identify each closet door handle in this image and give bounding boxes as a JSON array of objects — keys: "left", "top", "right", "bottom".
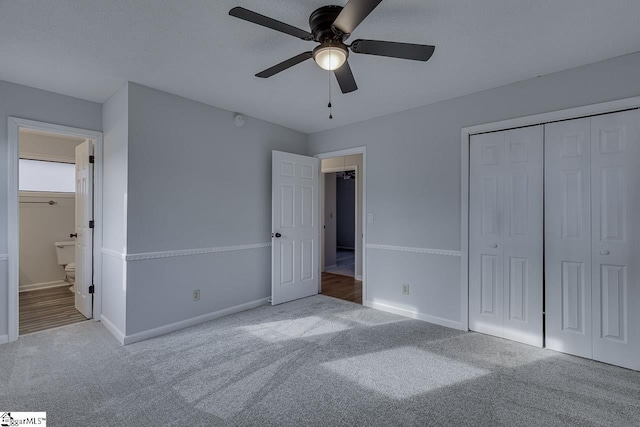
[
  {"left": 600, "top": 250, "right": 610, "bottom": 256},
  {"left": 489, "top": 243, "right": 498, "bottom": 249}
]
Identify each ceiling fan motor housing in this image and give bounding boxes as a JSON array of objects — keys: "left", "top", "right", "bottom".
[
  {"left": 309, "top": 5, "right": 345, "bottom": 42},
  {"left": 310, "top": 5, "right": 350, "bottom": 70}
]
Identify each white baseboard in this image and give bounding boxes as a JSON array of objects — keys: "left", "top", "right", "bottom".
[
  {"left": 122, "top": 297, "right": 270, "bottom": 345},
  {"left": 0, "top": 335, "right": 8, "bottom": 345},
  {"left": 19, "top": 280, "right": 69, "bottom": 293},
  {"left": 325, "top": 264, "right": 337, "bottom": 269},
  {"left": 100, "top": 314, "right": 125, "bottom": 345},
  {"left": 355, "top": 275, "right": 363, "bottom": 281},
  {"left": 364, "top": 300, "right": 463, "bottom": 331}
]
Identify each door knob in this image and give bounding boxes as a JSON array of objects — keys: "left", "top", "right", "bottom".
[
  {"left": 70, "top": 233, "right": 78, "bottom": 238},
  {"left": 490, "top": 243, "right": 498, "bottom": 248},
  {"left": 600, "top": 250, "right": 610, "bottom": 256},
  {"left": 272, "top": 232, "right": 282, "bottom": 238}
]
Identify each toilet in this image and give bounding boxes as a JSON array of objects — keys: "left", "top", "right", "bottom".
[{"left": 54, "top": 241, "right": 76, "bottom": 292}]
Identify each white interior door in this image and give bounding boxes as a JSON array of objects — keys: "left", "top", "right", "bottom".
[
  {"left": 469, "top": 131, "right": 505, "bottom": 339},
  {"left": 469, "top": 126, "right": 543, "bottom": 347},
  {"left": 271, "top": 151, "right": 320, "bottom": 305},
  {"left": 545, "top": 118, "right": 593, "bottom": 358},
  {"left": 502, "top": 126, "right": 544, "bottom": 346},
  {"left": 590, "top": 110, "right": 640, "bottom": 371},
  {"left": 75, "top": 140, "right": 93, "bottom": 318}
]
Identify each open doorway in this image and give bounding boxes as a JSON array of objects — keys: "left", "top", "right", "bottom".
[
  {"left": 18, "top": 129, "right": 92, "bottom": 334},
  {"left": 8, "top": 118, "right": 102, "bottom": 342},
  {"left": 319, "top": 153, "right": 364, "bottom": 304}
]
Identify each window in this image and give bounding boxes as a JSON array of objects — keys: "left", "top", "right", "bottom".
[{"left": 19, "top": 159, "right": 75, "bottom": 193}]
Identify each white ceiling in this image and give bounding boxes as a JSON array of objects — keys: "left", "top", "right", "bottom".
[{"left": 1, "top": 1, "right": 640, "bottom": 134}]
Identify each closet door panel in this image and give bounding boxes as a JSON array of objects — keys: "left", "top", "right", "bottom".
[
  {"left": 591, "top": 109, "right": 640, "bottom": 371},
  {"left": 544, "top": 118, "right": 593, "bottom": 358},
  {"left": 502, "top": 126, "right": 544, "bottom": 347},
  {"left": 469, "top": 132, "right": 505, "bottom": 338}
]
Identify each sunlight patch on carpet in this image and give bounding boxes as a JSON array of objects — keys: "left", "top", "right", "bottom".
[{"left": 323, "top": 346, "right": 489, "bottom": 399}]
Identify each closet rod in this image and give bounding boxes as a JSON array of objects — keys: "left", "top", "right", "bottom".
[{"left": 20, "top": 200, "right": 57, "bottom": 205}]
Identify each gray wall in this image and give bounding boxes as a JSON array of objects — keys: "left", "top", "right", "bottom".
[
  {"left": 124, "top": 83, "right": 307, "bottom": 335},
  {"left": 323, "top": 173, "right": 337, "bottom": 268},
  {"left": 0, "top": 80, "right": 101, "bottom": 341},
  {"left": 308, "top": 52, "right": 640, "bottom": 328},
  {"left": 101, "top": 83, "right": 129, "bottom": 335},
  {"left": 336, "top": 174, "right": 355, "bottom": 250}
]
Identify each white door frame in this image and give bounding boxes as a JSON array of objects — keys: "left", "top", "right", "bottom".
[
  {"left": 7, "top": 117, "right": 104, "bottom": 342},
  {"left": 460, "top": 96, "right": 640, "bottom": 332},
  {"left": 315, "top": 146, "right": 367, "bottom": 301}
]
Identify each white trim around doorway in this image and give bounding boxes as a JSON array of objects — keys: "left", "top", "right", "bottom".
[
  {"left": 315, "top": 146, "right": 367, "bottom": 301},
  {"left": 7, "top": 117, "right": 104, "bottom": 343},
  {"left": 460, "top": 95, "right": 640, "bottom": 333}
]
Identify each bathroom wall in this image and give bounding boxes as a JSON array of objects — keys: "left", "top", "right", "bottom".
[
  {"left": 19, "top": 192, "right": 75, "bottom": 291},
  {"left": 18, "top": 128, "right": 83, "bottom": 291}
]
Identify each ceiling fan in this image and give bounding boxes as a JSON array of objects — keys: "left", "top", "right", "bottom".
[{"left": 229, "top": 0, "right": 435, "bottom": 94}]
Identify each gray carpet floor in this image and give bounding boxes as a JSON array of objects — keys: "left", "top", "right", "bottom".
[{"left": 1, "top": 295, "right": 639, "bottom": 426}]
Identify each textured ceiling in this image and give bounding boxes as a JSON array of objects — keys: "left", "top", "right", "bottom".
[{"left": 1, "top": 0, "right": 640, "bottom": 134}]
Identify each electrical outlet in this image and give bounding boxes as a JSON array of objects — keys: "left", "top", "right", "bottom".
[
  {"left": 368, "top": 213, "right": 374, "bottom": 223},
  {"left": 193, "top": 289, "right": 200, "bottom": 301},
  {"left": 402, "top": 284, "right": 410, "bottom": 295}
]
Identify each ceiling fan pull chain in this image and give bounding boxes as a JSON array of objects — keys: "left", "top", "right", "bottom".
[{"left": 328, "top": 71, "right": 333, "bottom": 119}]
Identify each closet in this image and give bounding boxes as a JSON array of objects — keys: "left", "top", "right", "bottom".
[{"left": 469, "top": 109, "right": 640, "bottom": 371}]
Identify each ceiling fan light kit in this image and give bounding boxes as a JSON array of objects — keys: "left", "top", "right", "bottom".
[
  {"left": 313, "top": 43, "right": 348, "bottom": 71},
  {"left": 229, "top": 0, "right": 435, "bottom": 94}
]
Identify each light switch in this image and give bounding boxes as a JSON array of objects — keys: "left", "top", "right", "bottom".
[{"left": 368, "top": 213, "right": 374, "bottom": 223}]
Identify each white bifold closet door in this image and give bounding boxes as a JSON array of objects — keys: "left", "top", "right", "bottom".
[
  {"left": 469, "top": 126, "right": 544, "bottom": 347},
  {"left": 546, "top": 109, "right": 640, "bottom": 371}
]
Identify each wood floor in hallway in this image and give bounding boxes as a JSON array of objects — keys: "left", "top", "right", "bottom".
[
  {"left": 321, "top": 272, "right": 362, "bottom": 304},
  {"left": 20, "top": 286, "right": 89, "bottom": 335}
]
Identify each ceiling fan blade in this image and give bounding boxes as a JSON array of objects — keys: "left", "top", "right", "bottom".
[
  {"left": 333, "top": 61, "right": 358, "bottom": 94},
  {"left": 256, "top": 52, "right": 313, "bottom": 78},
  {"left": 229, "top": 7, "right": 313, "bottom": 41},
  {"left": 332, "top": 0, "right": 384, "bottom": 35},
  {"left": 350, "top": 39, "right": 435, "bottom": 61}
]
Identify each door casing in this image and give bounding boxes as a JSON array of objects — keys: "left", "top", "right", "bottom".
[
  {"left": 7, "top": 117, "right": 103, "bottom": 342},
  {"left": 315, "top": 147, "right": 367, "bottom": 301}
]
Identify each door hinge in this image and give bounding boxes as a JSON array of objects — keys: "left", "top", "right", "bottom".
[
  {"left": 89, "top": 220, "right": 94, "bottom": 229},
  {"left": 89, "top": 155, "right": 95, "bottom": 164},
  {"left": 89, "top": 285, "right": 95, "bottom": 294}
]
